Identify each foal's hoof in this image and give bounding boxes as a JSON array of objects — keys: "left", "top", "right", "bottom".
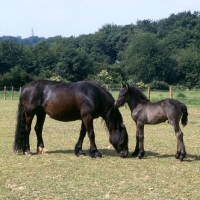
[
  {"left": 90, "top": 151, "right": 102, "bottom": 158},
  {"left": 175, "top": 152, "right": 186, "bottom": 161},
  {"left": 175, "top": 153, "right": 180, "bottom": 159},
  {"left": 37, "top": 147, "right": 49, "bottom": 154}
]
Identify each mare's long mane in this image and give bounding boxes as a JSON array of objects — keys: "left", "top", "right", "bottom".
[
  {"left": 90, "top": 81, "right": 123, "bottom": 131},
  {"left": 90, "top": 80, "right": 115, "bottom": 102},
  {"left": 129, "top": 86, "right": 149, "bottom": 103},
  {"left": 106, "top": 107, "right": 123, "bottom": 130}
]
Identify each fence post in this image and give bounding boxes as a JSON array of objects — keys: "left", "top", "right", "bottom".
[
  {"left": 4, "top": 86, "right": 6, "bottom": 100},
  {"left": 147, "top": 87, "right": 150, "bottom": 100},
  {"left": 12, "top": 86, "right": 14, "bottom": 100},
  {"left": 169, "top": 87, "right": 173, "bottom": 98},
  {"left": 19, "top": 87, "right": 22, "bottom": 95}
]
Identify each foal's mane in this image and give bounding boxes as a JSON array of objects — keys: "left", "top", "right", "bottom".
[{"left": 129, "top": 86, "right": 149, "bottom": 103}]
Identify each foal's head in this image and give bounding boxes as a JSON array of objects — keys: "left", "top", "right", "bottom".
[
  {"left": 115, "top": 83, "right": 149, "bottom": 107},
  {"left": 115, "top": 83, "right": 130, "bottom": 107}
]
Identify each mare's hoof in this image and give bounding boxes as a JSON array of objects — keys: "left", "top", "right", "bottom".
[
  {"left": 90, "top": 151, "right": 102, "bottom": 158},
  {"left": 132, "top": 151, "right": 139, "bottom": 157},
  {"left": 37, "top": 147, "right": 49, "bottom": 154},
  {"left": 76, "top": 150, "right": 86, "bottom": 157},
  {"left": 134, "top": 151, "right": 145, "bottom": 159},
  {"left": 24, "top": 151, "right": 32, "bottom": 155}
]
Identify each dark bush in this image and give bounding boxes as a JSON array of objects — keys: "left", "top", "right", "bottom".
[{"left": 150, "top": 81, "right": 169, "bottom": 90}]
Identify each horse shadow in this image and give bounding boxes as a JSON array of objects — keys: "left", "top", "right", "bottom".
[
  {"left": 145, "top": 151, "right": 200, "bottom": 162},
  {"left": 43, "top": 148, "right": 120, "bottom": 157},
  {"left": 33, "top": 149, "right": 200, "bottom": 161}
]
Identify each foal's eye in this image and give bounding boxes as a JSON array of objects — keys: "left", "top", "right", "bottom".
[{"left": 123, "top": 93, "right": 127, "bottom": 97}]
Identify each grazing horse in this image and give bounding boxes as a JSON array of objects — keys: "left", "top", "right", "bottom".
[
  {"left": 13, "top": 80, "right": 129, "bottom": 158},
  {"left": 115, "top": 83, "right": 188, "bottom": 161}
]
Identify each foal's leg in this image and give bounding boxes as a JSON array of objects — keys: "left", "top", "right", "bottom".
[
  {"left": 172, "top": 124, "right": 186, "bottom": 161},
  {"left": 132, "top": 126, "right": 140, "bottom": 156},
  {"left": 132, "top": 121, "right": 145, "bottom": 158},
  {"left": 82, "top": 115, "right": 102, "bottom": 158},
  {"left": 75, "top": 121, "right": 87, "bottom": 156},
  {"left": 34, "top": 112, "right": 48, "bottom": 154}
]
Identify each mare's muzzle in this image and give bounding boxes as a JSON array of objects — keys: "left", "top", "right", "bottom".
[{"left": 119, "top": 149, "right": 129, "bottom": 158}]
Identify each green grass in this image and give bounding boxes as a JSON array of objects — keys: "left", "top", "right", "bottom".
[{"left": 0, "top": 100, "right": 200, "bottom": 199}]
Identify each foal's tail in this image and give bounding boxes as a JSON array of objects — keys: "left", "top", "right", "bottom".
[
  {"left": 180, "top": 103, "right": 188, "bottom": 127},
  {"left": 13, "top": 97, "right": 26, "bottom": 153}
]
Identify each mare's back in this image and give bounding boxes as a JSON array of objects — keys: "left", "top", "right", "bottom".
[{"left": 21, "top": 80, "right": 114, "bottom": 115}]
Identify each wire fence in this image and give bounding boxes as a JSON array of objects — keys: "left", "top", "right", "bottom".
[{"left": 0, "top": 86, "right": 200, "bottom": 105}]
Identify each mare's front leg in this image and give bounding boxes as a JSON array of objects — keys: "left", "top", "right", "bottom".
[
  {"left": 35, "top": 112, "right": 48, "bottom": 154},
  {"left": 82, "top": 115, "right": 102, "bottom": 158},
  {"left": 132, "top": 121, "right": 145, "bottom": 159},
  {"left": 75, "top": 121, "right": 87, "bottom": 157}
]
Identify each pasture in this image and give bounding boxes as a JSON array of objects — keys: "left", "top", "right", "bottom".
[{"left": 0, "top": 100, "right": 200, "bottom": 199}]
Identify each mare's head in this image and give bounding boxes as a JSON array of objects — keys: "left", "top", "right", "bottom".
[{"left": 106, "top": 106, "right": 129, "bottom": 158}]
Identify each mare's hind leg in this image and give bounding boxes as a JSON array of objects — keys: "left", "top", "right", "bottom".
[
  {"left": 24, "top": 112, "right": 34, "bottom": 155},
  {"left": 75, "top": 121, "right": 87, "bottom": 157},
  {"left": 34, "top": 111, "right": 48, "bottom": 154},
  {"left": 82, "top": 116, "right": 102, "bottom": 158},
  {"left": 172, "top": 124, "right": 186, "bottom": 161}
]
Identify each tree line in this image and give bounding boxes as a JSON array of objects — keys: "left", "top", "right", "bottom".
[{"left": 0, "top": 11, "right": 200, "bottom": 89}]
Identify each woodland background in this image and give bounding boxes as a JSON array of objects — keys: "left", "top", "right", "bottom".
[{"left": 0, "top": 11, "right": 200, "bottom": 89}]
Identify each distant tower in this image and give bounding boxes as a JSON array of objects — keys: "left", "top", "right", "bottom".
[{"left": 31, "top": 28, "right": 34, "bottom": 36}]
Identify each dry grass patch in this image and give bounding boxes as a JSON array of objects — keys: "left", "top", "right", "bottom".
[{"left": 0, "top": 100, "right": 200, "bottom": 199}]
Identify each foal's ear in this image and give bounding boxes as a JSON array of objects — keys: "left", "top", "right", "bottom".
[
  {"left": 121, "top": 83, "right": 126, "bottom": 88},
  {"left": 125, "top": 83, "right": 129, "bottom": 90}
]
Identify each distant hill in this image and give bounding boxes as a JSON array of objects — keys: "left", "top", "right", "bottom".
[{"left": 0, "top": 36, "right": 46, "bottom": 45}]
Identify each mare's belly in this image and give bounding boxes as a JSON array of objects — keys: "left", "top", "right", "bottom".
[{"left": 44, "top": 101, "right": 81, "bottom": 122}]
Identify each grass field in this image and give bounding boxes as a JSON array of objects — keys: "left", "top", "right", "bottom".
[{"left": 0, "top": 100, "right": 200, "bottom": 200}]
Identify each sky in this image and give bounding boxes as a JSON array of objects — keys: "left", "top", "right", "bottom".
[{"left": 0, "top": 0, "right": 200, "bottom": 39}]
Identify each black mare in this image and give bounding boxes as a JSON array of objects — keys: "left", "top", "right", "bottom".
[
  {"left": 13, "top": 80, "right": 129, "bottom": 158},
  {"left": 115, "top": 83, "right": 188, "bottom": 161}
]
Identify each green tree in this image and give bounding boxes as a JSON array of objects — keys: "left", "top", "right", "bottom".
[
  {"left": 0, "top": 65, "right": 32, "bottom": 87},
  {"left": 55, "top": 49, "right": 94, "bottom": 81},
  {"left": 178, "top": 45, "right": 200, "bottom": 88},
  {"left": 95, "top": 69, "right": 112, "bottom": 87}
]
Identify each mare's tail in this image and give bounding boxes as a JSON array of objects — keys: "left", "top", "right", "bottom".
[
  {"left": 13, "top": 97, "right": 26, "bottom": 153},
  {"left": 180, "top": 103, "right": 188, "bottom": 127}
]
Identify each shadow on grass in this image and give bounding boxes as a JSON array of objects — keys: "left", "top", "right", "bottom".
[
  {"left": 145, "top": 151, "right": 200, "bottom": 162},
  {"left": 45, "top": 149, "right": 120, "bottom": 157},
  {"left": 31, "top": 149, "right": 200, "bottom": 161}
]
